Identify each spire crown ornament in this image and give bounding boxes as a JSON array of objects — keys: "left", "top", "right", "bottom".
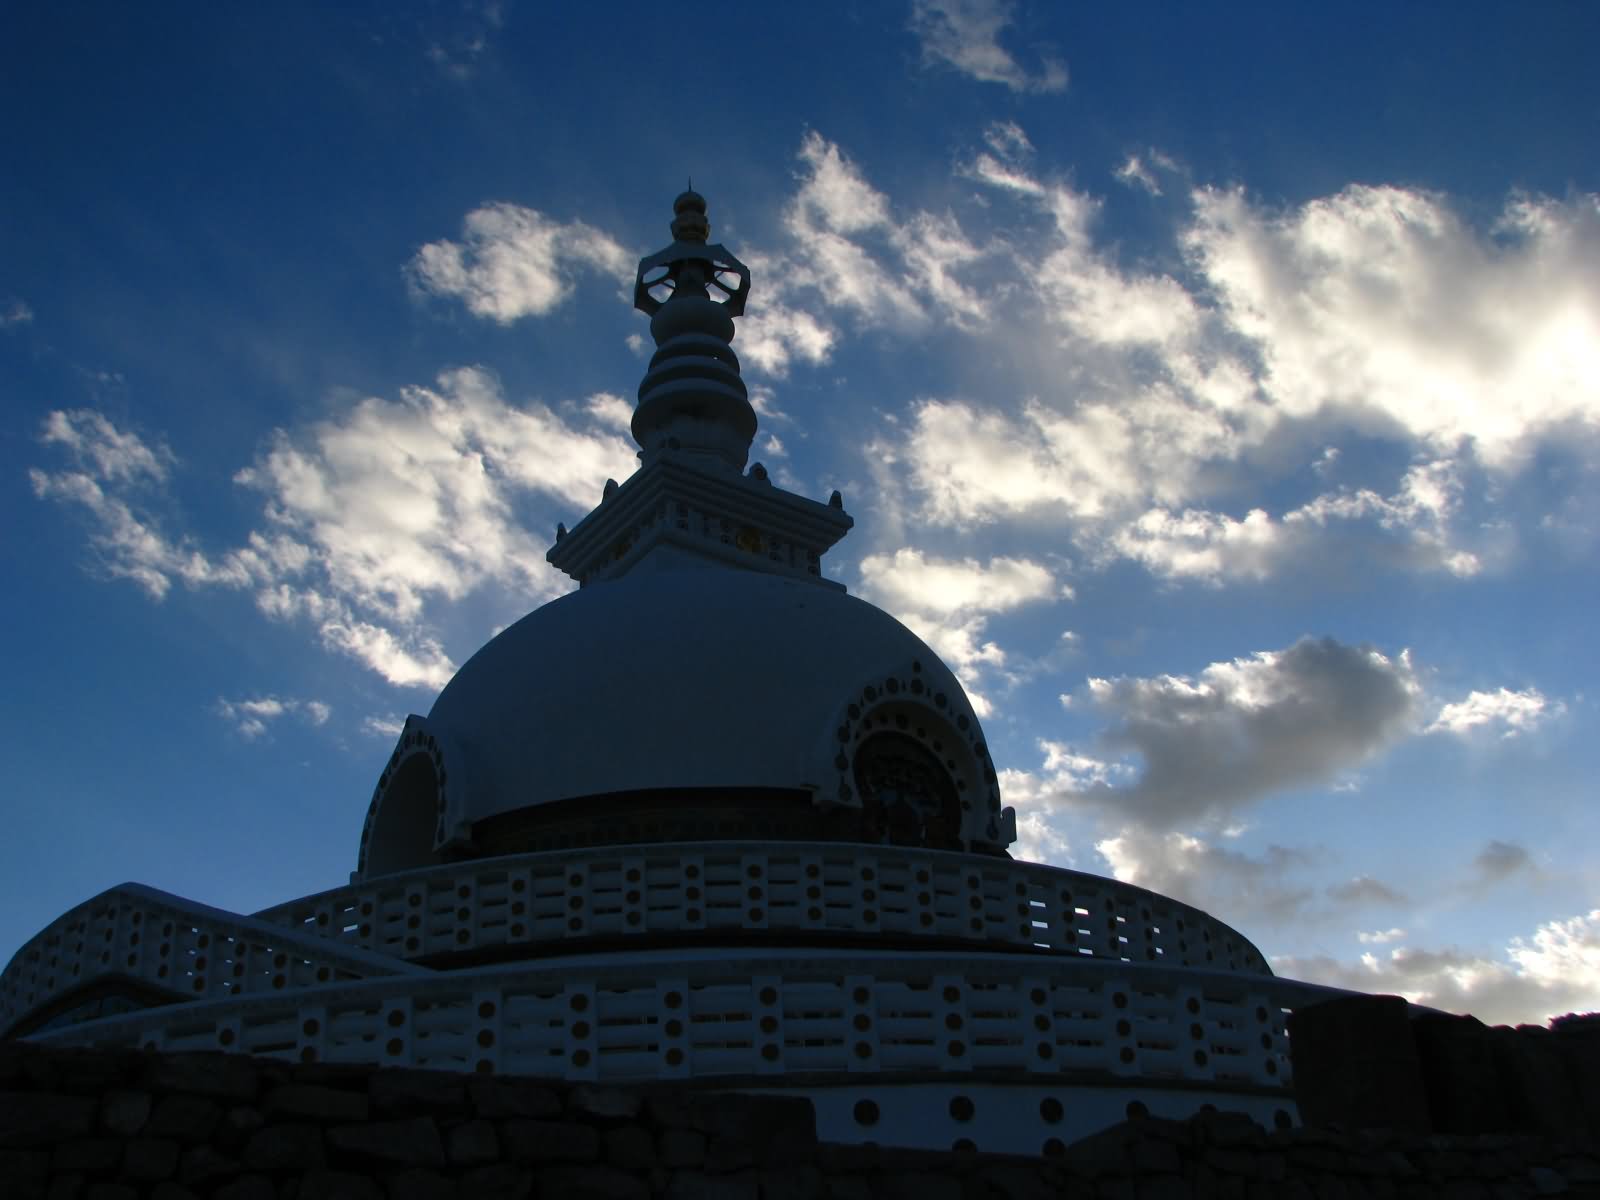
[
  {"left": 632, "top": 192, "right": 750, "bottom": 319},
  {"left": 669, "top": 188, "right": 709, "bottom": 243},
  {"left": 628, "top": 191, "right": 756, "bottom": 471}
]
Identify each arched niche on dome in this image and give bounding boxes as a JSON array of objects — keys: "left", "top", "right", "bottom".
[
  {"left": 355, "top": 717, "right": 472, "bottom": 882},
  {"left": 821, "top": 661, "right": 1016, "bottom": 855},
  {"left": 852, "top": 730, "right": 963, "bottom": 849}
]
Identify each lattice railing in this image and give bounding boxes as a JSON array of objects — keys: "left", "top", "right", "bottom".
[
  {"left": 252, "top": 842, "right": 1269, "bottom": 975},
  {"left": 0, "top": 884, "right": 422, "bottom": 1036}
]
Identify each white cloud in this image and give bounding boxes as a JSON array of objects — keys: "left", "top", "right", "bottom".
[
  {"left": 856, "top": 548, "right": 1062, "bottom": 715},
  {"left": 1184, "top": 185, "right": 1600, "bottom": 467},
  {"left": 712, "top": 132, "right": 1600, "bottom": 591},
  {"left": 1358, "top": 927, "right": 1407, "bottom": 945},
  {"left": 909, "top": 0, "right": 1067, "bottom": 94},
  {"left": 996, "top": 741, "right": 1137, "bottom": 872},
  {"left": 1427, "top": 687, "right": 1563, "bottom": 737},
  {"left": 857, "top": 547, "right": 1056, "bottom": 617},
  {"left": 583, "top": 391, "right": 635, "bottom": 436},
  {"left": 880, "top": 142, "right": 1600, "bottom": 582},
  {"left": 407, "top": 203, "right": 632, "bottom": 323},
  {"left": 736, "top": 296, "right": 835, "bottom": 377},
  {"left": 229, "top": 367, "right": 634, "bottom": 685},
  {"left": 1108, "top": 459, "right": 1482, "bottom": 585},
  {"left": 1011, "top": 804, "right": 1072, "bottom": 867},
  {"left": 1076, "top": 637, "right": 1422, "bottom": 829},
  {"left": 216, "top": 695, "right": 331, "bottom": 740},
  {"left": 965, "top": 152, "right": 1046, "bottom": 198},
  {"left": 1278, "top": 909, "right": 1600, "bottom": 1026},
  {"left": 2, "top": 297, "right": 33, "bottom": 327},
  {"left": 34, "top": 369, "right": 637, "bottom": 690},
  {"left": 235, "top": 367, "right": 633, "bottom": 623},
  {"left": 362, "top": 714, "right": 406, "bottom": 739},
  {"left": 1032, "top": 186, "right": 1201, "bottom": 350},
  {"left": 791, "top": 134, "right": 894, "bottom": 235},
  {"left": 763, "top": 134, "right": 996, "bottom": 340},
  {"left": 318, "top": 618, "right": 456, "bottom": 690}
]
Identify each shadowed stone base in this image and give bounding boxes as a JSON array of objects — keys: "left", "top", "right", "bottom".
[{"left": 2, "top": 1040, "right": 1597, "bottom": 1198}]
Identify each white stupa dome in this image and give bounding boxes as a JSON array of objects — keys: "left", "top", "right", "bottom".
[{"left": 356, "top": 563, "right": 1011, "bottom": 878}]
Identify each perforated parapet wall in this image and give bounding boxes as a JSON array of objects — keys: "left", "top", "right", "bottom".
[
  {"left": 2, "top": 842, "right": 1358, "bottom": 1156},
  {"left": 259, "top": 844, "right": 1270, "bottom": 972},
  {"left": 4, "top": 843, "right": 1271, "bottom": 1056}
]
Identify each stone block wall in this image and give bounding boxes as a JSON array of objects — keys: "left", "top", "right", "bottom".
[
  {"left": 3, "top": 1039, "right": 1598, "bottom": 1198},
  {"left": 1289, "top": 997, "right": 1600, "bottom": 1144}
]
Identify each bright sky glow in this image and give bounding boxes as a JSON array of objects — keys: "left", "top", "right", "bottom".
[{"left": 4, "top": 1, "right": 1598, "bottom": 1024}]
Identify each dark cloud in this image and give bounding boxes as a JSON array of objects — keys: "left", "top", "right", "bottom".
[
  {"left": 1326, "top": 875, "right": 1408, "bottom": 907},
  {"left": 1474, "top": 840, "right": 1534, "bottom": 884},
  {"left": 1078, "top": 636, "right": 1421, "bottom": 829},
  {"left": 1097, "top": 830, "right": 1320, "bottom": 929}
]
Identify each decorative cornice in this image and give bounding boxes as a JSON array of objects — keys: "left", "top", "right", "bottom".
[{"left": 548, "top": 451, "right": 853, "bottom": 588}]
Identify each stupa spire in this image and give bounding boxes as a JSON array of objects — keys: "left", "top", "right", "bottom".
[
  {"left": 546, "top": 188, "right": 851, "bottom": 590},
  {"left": 630, "top": 190, "right": 755, "bottom": 471}
]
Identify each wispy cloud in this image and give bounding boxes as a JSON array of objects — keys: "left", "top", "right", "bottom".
[
  {"left": 1, "top": 297, "right": 33, "bottom": 327},
  {"left": 908, "top": 0, "right": 1067, "bottom": 94},
  {"left": 1111, "top": 149, "right": 1179, "bottom": 196},
  {"left": 1357, "top": 927, "right": 1407, "bottom": 945},
  {"left": 425, "top": 0, "right": 508, "bottom": 80},
  {"left": 39, "top": 409, "right": 172, "bottom": 484},
  {"left": 29, "top": 411, "right": 249, "bottom": 600},
  {"left": 361, "top": 714, "right": 406, "bottom": 739},
  {"left": 1326, "top": 875, "right": 1408, "bottom": 907},
  {"left": 772, "top": 130, "right": 1600, "bottom": 586},
  {"left": 32, "top": 370, "right": 637, "bottom": 690},
  {"left": 216, "top": 695, "right": 331, "bottom": 740}
]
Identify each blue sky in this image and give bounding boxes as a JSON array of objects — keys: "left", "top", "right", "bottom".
[{"left": 4, "top": 1, "right": 1598, "bottom": 1023}]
